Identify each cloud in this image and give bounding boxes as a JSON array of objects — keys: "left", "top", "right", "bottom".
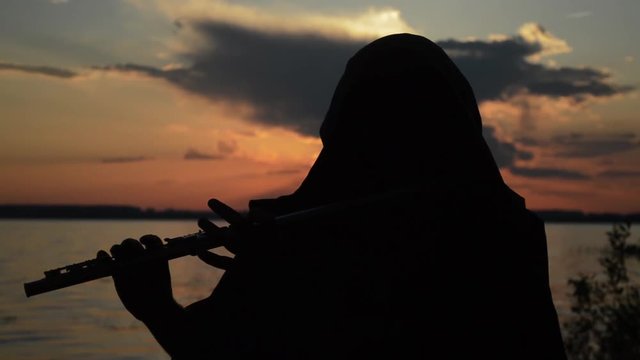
[
  {"left": 97, "top": 20, "right": 632, "bottom": 139},
  {"left": 551, "top": 132, "right": 640, "bottom": 158},
  {"left": 514, "top": 136, "right": 539, "bottom": 146},
  {"left": 498, "top": 132, "right": 640, "bottom": 180},
  {"left": 130, "top": 0, "right": 414, "bottom": 40},
  {"left": 598, "top": 170, "right": 640, "bottom": 178},
  {"left": 184, "top": 148, "right": 224, "bottom": 160},
  {"left": 480, "top": 126, "right": 599, "bottom": 181},
  {"left": 567, "top": 11, "right": 592, "bottom": 19},
  {"left": 438, "top": 23, "right": 631, "bottom": 102},
  {"left": 482, "top": 126, "right": 533, "bottom": 168},
  {"left": 101, "top": 156, "right": 151, "bottom": 164},
  {"left": 217, "top": 139, "right": 237, "bottom": 155},
  {"left": 266, "top": 168, "right": 306, "bottom": 176},
  {"left": 510, "top": 166, "right": 590, "bottom": 180},
  {"left": 183, "top": 140, "right": 238, "bottom": 160},
  {"left": 100, "top": 21, "right": 363, "bottom": 136},
  {"left": 49, "top": 0, "right": 70, "bottom": 4},
  {"left": 0, "top": 62, "right": 76, "bottom": 78},
  {"left": 517, "top": 23, "right": 571, "bottom": 59}
]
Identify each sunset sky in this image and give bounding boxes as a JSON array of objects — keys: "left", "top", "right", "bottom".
[{"left": 1, "top": 0, "right": 639, "bottom": 213}]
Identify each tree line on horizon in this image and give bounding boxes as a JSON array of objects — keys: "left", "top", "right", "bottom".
[{"left": 1, "top": 204, "right": 639, "bottom": 222}]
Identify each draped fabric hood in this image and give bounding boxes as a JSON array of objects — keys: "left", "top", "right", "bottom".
[{"left": 250, "top": 33, "right": 522, "bottom": 215}]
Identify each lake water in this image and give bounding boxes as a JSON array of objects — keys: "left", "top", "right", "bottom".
[{"left": 1, "top": 220, "right": 638, "bottom": 359}]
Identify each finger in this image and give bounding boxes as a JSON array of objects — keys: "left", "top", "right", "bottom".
[
  {"left": 97, "top": 250, "right": 111, "bottom": 260},
  {"left": 110, "top": 244, "right": 123, "bottom": 259},
  {"left": 118, "top": 238, "right": 145, "bottom": 260},
  {"left": 208, "top": 198, "right": 245, "bottom": 226},
  {"left": 198, "top": 217, "right": 219, "bottom": 233},
  {"left": 140, "top": 234, "right": 162, "bottom": 250},
  {"left": 197, "top": 251, "right": 234, "bottom": 270},
  {"left": 197, "top": 220, "right": 238, "bottom": 254}
]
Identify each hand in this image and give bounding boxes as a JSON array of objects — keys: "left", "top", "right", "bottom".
[
  {"left": 196, "top": 198, "right": 277, "bottom": 271},
  {"left": 98, "top": 235, "right": 178, "bottom": 321},
  {"left": 195, "top": 199, "right": 247, "bottom": 270}
]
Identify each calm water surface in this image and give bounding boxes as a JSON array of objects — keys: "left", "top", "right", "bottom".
[{"left": 0, "top": 220, "right": 637, "bottom": 359}]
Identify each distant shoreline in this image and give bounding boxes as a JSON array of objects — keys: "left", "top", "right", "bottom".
[
  {"left": 0, "top": 205, "right": 639, "bottom": 223},
  {"left": 0, "top": 205, "right": 214, "bottom": 220}
]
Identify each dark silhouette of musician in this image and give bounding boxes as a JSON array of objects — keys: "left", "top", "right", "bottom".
[{"left": 104, "top": 34, "right": 567, "bottom": 359}]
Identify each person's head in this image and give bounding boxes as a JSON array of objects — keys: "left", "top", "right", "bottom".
[
  {"left": 320, "top": 34, "right": 483, "bottom": 145},
  {"left": 256, "top": 33, "right": 506, "bottom": 211},
  {"left": 318, "top": 34, "right": 501, "bottom": 189}
]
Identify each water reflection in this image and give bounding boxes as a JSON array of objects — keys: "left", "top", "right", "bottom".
[{"left": 0, "top": 220, "right": 634, "bottom": 359}]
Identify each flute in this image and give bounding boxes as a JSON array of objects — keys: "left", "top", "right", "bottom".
[
  {"left": 23, "top": 191, "right": 409, "bottom": 298},
  {"left": 23, "top": 230, "right": 228, "bottom": 298}
]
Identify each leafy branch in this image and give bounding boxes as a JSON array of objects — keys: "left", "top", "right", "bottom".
[{"left": 564, "top": 223, "right": 640, "bottom": 360}]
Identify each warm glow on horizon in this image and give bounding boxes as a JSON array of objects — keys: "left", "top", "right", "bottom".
[
  {"left": 0, "top": 67, "right": 321, "bottom": 211},
  {"left": 1, "top": 0, "right": 639, "bottom": 213},
  {"left": 0, "top": 158, "right": 311, "bottom": 211}
]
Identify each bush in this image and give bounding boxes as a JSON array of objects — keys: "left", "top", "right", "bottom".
[{"left": 564, "top": 223, "right": 640, "bottom": 360}]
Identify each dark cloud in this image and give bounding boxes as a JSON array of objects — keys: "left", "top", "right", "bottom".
[
  {"left": 266, "top": 168, "right": 306, "bottom": 176},
  {"left": 516, "top": 151, "right": 534, "bottom": 161},
  {"left": 550, "top": 132, "right": 640, "bottom": 158},
  {"left": 98, "top": 21, "right": 631, "bottom": 140},
  {"left": 101, "top": 63, "right": 164, "bottom": 77},
  {"left": 482, "top": 126, "right": 533, "bottom": 168},
  {"left": 438, "top": 36, "right": 632, "bottom": 102},
  {"left": 184, "top": 140, "right": 237, "bottom": 160},
  {"left": 101, "top": 156, "right": 151, "bottom": 164},
  {"left": 184, "top": 148, "right": 224, "bottom": 160},
  {"left": 100, "top": 22, "right": 362, "bottom": 136},
  {"left": 510, "top": 166, "right": 590, "bottom": 180},
  {"left": 0, "top": 62, "right": 76, "bottom": 78},
  {"left": 483, "top": 128, "right": 596, "bottom": 180},
  {"left": 597, "top": 170, "right": 640, "bottom": 178},
  {"left": 509, "top": 132, "right": 640, "bottom": 180},
  {"left": 529, "top": 188, "right": 592, "bottom": 199},
  {"left": 515, "top": 136, "right": 540, "bottom": 146}
]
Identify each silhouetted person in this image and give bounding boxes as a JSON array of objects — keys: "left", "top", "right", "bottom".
[{"left": 106, "top": 34, "right": 567, "bottom": 359}]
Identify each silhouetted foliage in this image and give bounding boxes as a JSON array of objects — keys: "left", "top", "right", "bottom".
[{"left": 564, "top": 223, "right": 640, "bottom": 360}]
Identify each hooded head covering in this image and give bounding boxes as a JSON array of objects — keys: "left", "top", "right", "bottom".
[{"left": 251, "top": 33, "right": 519, "bottom": 214}]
